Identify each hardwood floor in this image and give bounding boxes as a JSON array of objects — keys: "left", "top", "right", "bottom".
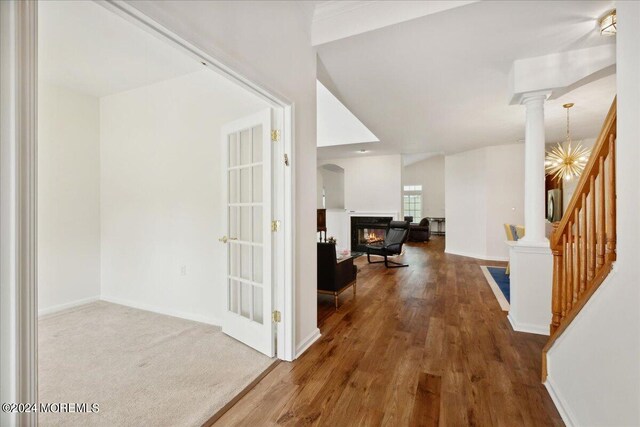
[{"left": 215, "top": 237, "right": 563, "bottom": 426}]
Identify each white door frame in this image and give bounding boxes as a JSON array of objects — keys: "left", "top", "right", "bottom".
[
  {"left": 1, "top": 1, "right": 38, "bottom": 426},
  {"left": 0, "top": 1, "right": 296, "bottom": 423},
  {"left": 98, "top": 1, "right": 296, "bottom": 361},
  {"left": 99, "top": 0, "right": 297, "bottom": 362},
  {"left": 107, "top": 0, "right": 298, "bottom": 361}
]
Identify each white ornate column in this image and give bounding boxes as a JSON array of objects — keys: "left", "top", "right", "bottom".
[
  {"left": 519, "top": 91, "right": 550, "bottom": 245},
  {"left": 507, "top": 91, "right": 553, "bottom": 336}
]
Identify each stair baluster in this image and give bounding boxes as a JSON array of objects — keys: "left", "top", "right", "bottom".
[{"left": 542, "top": 98, "right": 617, "bottom": 381}]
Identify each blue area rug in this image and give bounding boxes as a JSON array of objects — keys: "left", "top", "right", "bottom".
[{"left": 487, "top": 267, "right": 510, "bottom": 303}]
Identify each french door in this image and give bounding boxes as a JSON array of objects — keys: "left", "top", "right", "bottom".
[{"left": 221, "top": 109, "right": 274, "bottom": 357}]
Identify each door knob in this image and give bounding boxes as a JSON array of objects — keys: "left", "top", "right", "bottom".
[{"left": 219, "top": 236, "right": 228, "bottom": 243}]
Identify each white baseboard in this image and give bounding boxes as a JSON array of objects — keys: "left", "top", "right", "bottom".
[
  {"left": 295, "top": 328, "right": 321, "bottom": 358},
  {"left": 444, "top": 249, "right": 509, "bottom": 262},
  {"left": 507, "top": 314, "right": 549, "bottom": 336},
  {"left": 100, "top": 295, "right": 221, "bottom": 326},
  {"left": 544, "top": 376, "right": 577, "bottom": 427},
  {"left": 38, "top": 296, "right": 100, "bottom": 317}
]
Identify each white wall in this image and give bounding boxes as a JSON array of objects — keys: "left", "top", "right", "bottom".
[
  {"left": 485, "top": 144, "right": 526, "bottom": 258},
  {"left": 445, "top": 144, "right": 524, "bottom": 261},
  {"left": 38, "top": 83, "right": 101, "bottom": 314},
  {"left": 320, "top": 154, "right": 402, "bottom": 214},
  {"left": 316, "top": 167, "right": 324, "bottom": 208},
  {"left": 126, "top": 1, "right": 319, "bottom": 350},
  {"left": 402, "top": 155, "right": 445, "bottom": 218},
  {"left": 445, "top": 148, "right": 488, "bottom": 258},
  {"left": 319, "top": 167, "right": 345, "bottom": 209},
  {"left": 100, "top": 70, "right": 265, "bottom": 325},
  {"left": 546, "top": 3, "right": 640, "bottom": 426},
  {"left": 325, "top": 210, "right": 350, "bottom": 252}
]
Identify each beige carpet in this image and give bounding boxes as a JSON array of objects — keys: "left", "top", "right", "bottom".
[{"left": 38, "top": 301, "right": 274, "bottom": 426}]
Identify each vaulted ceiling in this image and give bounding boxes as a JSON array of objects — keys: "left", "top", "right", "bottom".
[
  {"left": 316, "top": 0, "right": 616, "bottom": 159},
  {"left": 317, "top": 80, "right": 379, "bottom": 147}
]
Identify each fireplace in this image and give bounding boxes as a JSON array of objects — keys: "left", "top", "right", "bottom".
[{"left": 351, "top": 216, "right": 392, "bottom": 251}]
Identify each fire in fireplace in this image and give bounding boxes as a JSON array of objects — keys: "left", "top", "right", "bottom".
[
  {"left": 351, "top": 216, "right": 392, "bottom": 251},
  {"left": 361, "top": 229, "right": 385, "bottom": 245}
]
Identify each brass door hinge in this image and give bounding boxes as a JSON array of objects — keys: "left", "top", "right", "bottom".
[
  {"left": 271, "top": 129, "right": 281, "bottom": 142},
  {"left": 271, "top": 220, "right": 280, "bottom": 232},
  {"left": 272, "top": 310, "right": 281, "bottom": 323}
]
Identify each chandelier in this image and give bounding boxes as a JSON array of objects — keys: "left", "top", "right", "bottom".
[
  {"left": 599, "top": 9, "right": 616, "bottom": 36},
  {"left": 545, "top": 103, "right": 590, "bottom": 181}
]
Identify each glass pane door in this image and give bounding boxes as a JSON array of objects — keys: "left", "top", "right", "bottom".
[
  {"left": 227, "top": 125, "right": 265, "bottom": 324},
  {"left": 221, "top": 108, "right": 272, "bottom": 357}
]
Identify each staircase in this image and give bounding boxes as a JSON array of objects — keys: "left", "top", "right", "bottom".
[{"left": 541, "top": 98, "right": 617, "bottom": 381}]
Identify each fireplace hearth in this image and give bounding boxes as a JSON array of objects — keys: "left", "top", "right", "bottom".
[{"left": 351, "top": 216, "right": 392, "bottom": 251}]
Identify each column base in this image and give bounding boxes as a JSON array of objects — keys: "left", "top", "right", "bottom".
[
  {"left": 517, "top": 237, "right": 549, "bottom": 247},
  {"left": 508, "top": 243, "right": 553, "bottom": 336}
]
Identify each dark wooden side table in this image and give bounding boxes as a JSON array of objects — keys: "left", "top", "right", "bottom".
[
  {"left": 336, "top": 251, "right": 365, "bottom": 263},
  {"left": 426, "top": 217, "right": 446, "bottom": 236}
]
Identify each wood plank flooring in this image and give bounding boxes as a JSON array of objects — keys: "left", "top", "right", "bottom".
[{"left": 215, "top": 237, "right": 563, "bottom": 426}]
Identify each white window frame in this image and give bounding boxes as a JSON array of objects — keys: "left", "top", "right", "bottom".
[{"left": 403, "top": 185, "right": 423, "bottom": 220}]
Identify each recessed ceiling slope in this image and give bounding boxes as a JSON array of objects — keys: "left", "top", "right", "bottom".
[
  {"left": 39, "top": 0, "right": 202, "bottom": 97},
  {"left": 317, "top": 0, "right": 616, "bottom": 158},
  {"left": 402, "top": 152, "right": 443, "bottom": 167},
  {"left": 317, "top": 80, "right": 379, "bottom": 147},
  {"left": 312, "top": 1, "right": 478, "bottom": 46}
]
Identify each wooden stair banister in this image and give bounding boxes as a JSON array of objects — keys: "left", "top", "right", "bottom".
[{"left": 542, "top": 98, "right": 617, "bottom": 381}]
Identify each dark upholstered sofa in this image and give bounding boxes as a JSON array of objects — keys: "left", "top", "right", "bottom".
[{"left": 408, "top": 218, "right": 431, "bottom": 242}]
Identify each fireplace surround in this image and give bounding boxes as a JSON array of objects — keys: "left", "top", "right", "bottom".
[{"left": 350, "top": 216, "right": 392, "bottom": 251}]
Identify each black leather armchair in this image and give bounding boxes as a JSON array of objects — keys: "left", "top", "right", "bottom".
[
  {"left": 408, "top": 218, "right": 431, "bottom": 242},
  {"left": 317, "top": 243, "right": 358, "bottom": 309},
  {"left": 365, "top": 220, "right": 410, "bottom": 268}
]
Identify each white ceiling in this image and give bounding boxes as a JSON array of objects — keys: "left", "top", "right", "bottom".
[
  {"left": 317, "top": 80, "right": 378, "bottom": 148},
  {"left": 312, "top": 1, "right": 477, "bottom": 46},
  {"left": 316, "top": 0, "right": 617, "bottom": 160},
  {"left": 402, "top": 152, "right": 443, "bottom": 167},
  {"left": 39, "top": 1, "right": 202, "bottom": 97}
]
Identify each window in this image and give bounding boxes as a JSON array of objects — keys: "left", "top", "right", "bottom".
[{"left": 403, "top": 185, "right": 422, "bottom": 220}]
